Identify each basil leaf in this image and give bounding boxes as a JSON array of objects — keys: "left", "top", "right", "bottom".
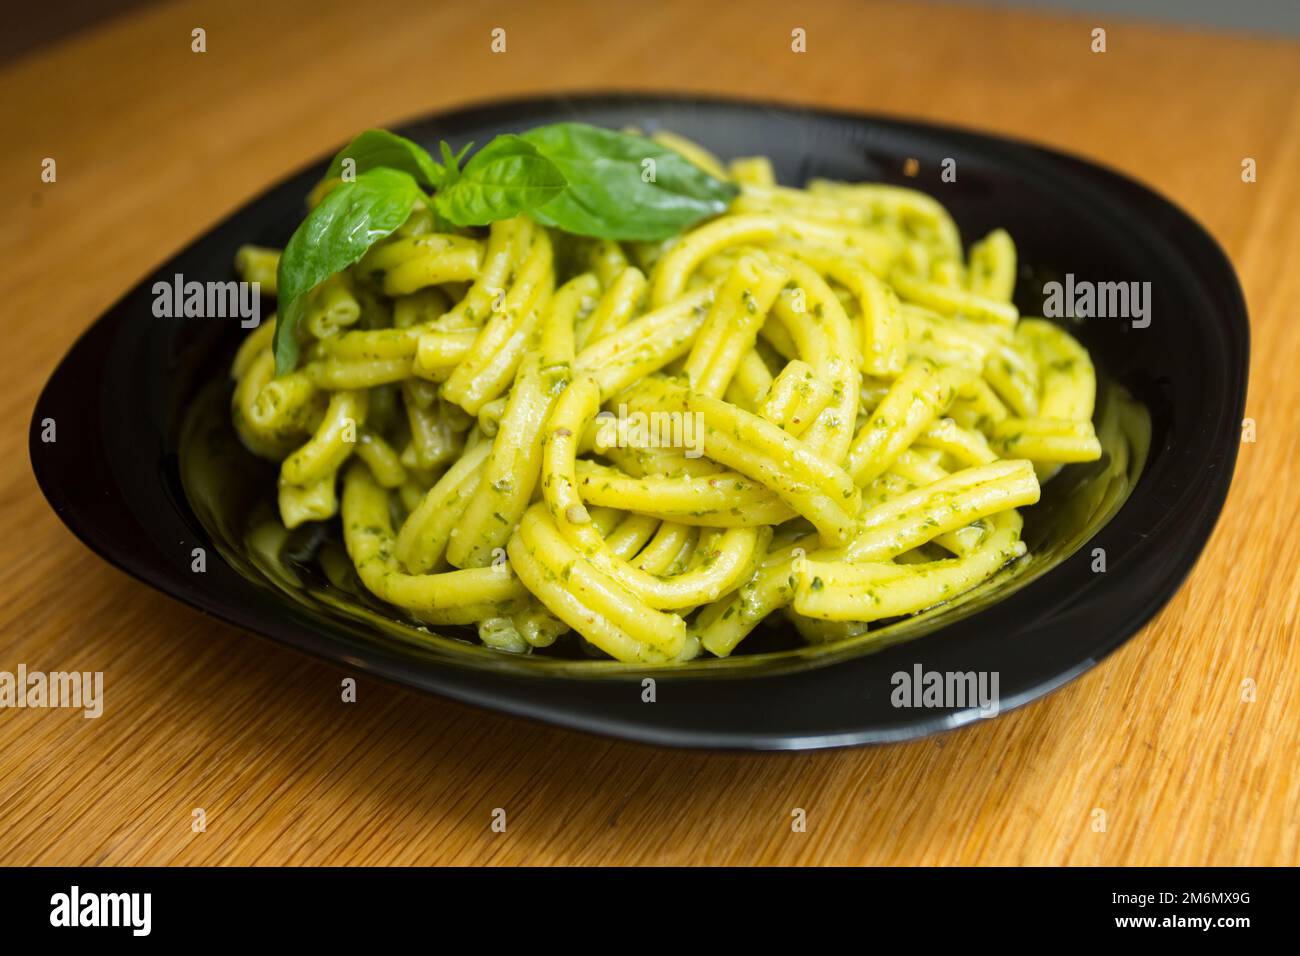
[
  {"left": 437, "top": 141, "right": 459, "bottom": 187},
  {"left": 274, "top": 167, "right": 424, "bottom": 374},
  {"left": 437, "top": 140, "right": 474, "bottom": 188},
  {"left": 520, "top": 123, "right": 738, "bottom": 241},
  {"left": 434, "top": 135, "right": 567, "bottom": 227},
  {"left": 324, "top": 129, "right": 445, "bottom": 189}
]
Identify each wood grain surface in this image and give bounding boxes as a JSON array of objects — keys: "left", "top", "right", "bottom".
[{"left": 1, "top": 0, "right": 1296, "bottom": 866}]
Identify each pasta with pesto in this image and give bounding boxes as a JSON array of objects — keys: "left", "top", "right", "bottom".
[{"left": 227, "top": 128, "right": 1103, "bottom": 664}]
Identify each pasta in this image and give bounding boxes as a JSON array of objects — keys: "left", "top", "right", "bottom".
[{"left": 228, "top": 132, "right": 1104, "bottom": 664}]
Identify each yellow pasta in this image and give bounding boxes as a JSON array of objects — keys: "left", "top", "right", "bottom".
[
  {"left": 967, "top": 228, "right": 1017, "bottom": 301},
  {"left": 725, "top": 349, "right": 775, "bottom": 411},
  {"left": 728, "top": 156, "right": 776, "bottom": 187},
  {"left": 890, "top": 268, "right": 1019, "bottom": 329},
  {"left": 279, "top": 471, "right": 338, "bottom": 529},
  {"left": 302, "top": 274, "right": 361, "bottom": 340},
  {"left": 447, "top": 272, "right": 592, "bottom": 568},
  {"left": 793, "top": 511, "right": 1027, "bottom": 621},
  {"left": 682, "top": 254, "right": 787, "bottom": 398},
  {"left": 576, "top": 265, "right": 646, "bottom": 348},
  {"left": 847, "top": 360, "right": 964, "bottom": 484},
  {"left": 508, "top": 504, "right": 688, "bottom": 661},
  {"left": 226, "top": 132, "right": 1106, "bottom": 664},
  {"left": 759, "top": 359, "right": 832, "bottom": 438},
  {"left": 343, "top": 464, "right": 526, "bottom": 624},
  {"left": 354, "top": 427, "right": 407, "bottom": 488},
  {"left": 234, "top": 245, "right": 281, "bottom": 294},
  {"left": 280, "top": 389, "right": 366, "bottom": 487},
  {"left": 360, "top": 233, "right": 484, "bottom": 296}
]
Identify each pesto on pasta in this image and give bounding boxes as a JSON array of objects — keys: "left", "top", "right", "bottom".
[{"left": 228, "top": 126, "right": 1102, "bottom": 664}]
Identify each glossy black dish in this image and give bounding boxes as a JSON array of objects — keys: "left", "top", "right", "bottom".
[{"left": 30, "top": 94, "right": 1248, "bottom": 749}]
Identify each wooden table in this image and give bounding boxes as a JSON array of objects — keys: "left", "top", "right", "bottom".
[{"left": 1, "top": 0, "right": 1296, "bottom": 866}]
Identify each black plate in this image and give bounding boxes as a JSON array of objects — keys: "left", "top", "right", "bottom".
[{"left": 29, "top": 94, "right": 1247, "bottom": 749}]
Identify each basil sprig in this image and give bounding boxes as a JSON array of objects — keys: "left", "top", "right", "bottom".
[{"left": 273, "top": 123, "right": 736, "bottom": 374}]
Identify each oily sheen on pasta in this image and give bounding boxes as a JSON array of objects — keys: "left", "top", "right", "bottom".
[{"left": 229, "top": 137, "right": 1102, "bottom": 664}]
